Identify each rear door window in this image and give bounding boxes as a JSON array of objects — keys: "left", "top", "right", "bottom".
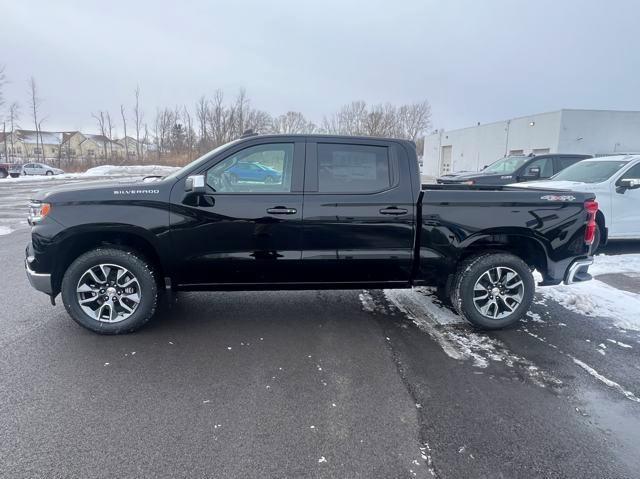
[
  {"left": 317, "top": 143, "right": 391, "bottom": 193},
  {"left": 555, "top": 157, "right": 581, "bottom": 174}
]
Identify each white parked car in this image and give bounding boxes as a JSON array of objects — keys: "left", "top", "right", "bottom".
[
  {"left": 20, "top": 162, "right": 65, "bottom": 176},
  {"left": 510, "top": 155, "right": 640, "bottom": 250}
]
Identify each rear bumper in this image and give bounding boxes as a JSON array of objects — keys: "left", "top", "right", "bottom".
[
  {"left": 25, "top": 259, "right": 53, "bottom": 295},
  {"left": 564, "top": 258, "right": 593, "bottom": 285}
]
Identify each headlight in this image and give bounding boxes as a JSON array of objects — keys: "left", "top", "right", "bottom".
[
  {"left": 28, "top": 201, "right": 51, "bottom": 225},
  {"left": 462, "top": 180, "right": 475, "bottom": 185}
]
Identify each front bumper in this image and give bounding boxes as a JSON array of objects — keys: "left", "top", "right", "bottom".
[
  {"left": 25, "top": 259, "right": 53, "bottom": 295},
  {"left": 564, "top": 258, "right": 593, "bottom": 285}
]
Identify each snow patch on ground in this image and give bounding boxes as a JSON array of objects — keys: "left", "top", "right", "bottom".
[
  {"left": 606, "top": 338, "right": 632, "bottom": 349},
  {"left": 83, "top": 164, "right": 179, "bottom": 177},
  {"left": 358, "top": 291, "right": 377, "bottom": 313},
  {"left": 0, "top": 226, "right": 13, "bottom": 236},
  {"left": 539, "top": 279, "right": 640, "bottom": 331},
  {"left": 536, "top": 253, "right": 640, "bottom": 331},
  {"left": 1, "top": 164, "right": 179, "bottom": 183},
  {"left": 571, "top": 357, "right": 640, "bottom": 403},
  {"left": 589, "top": 253, "right": 640, "bottom": 276},
  {"left": 382, "top": 288, "right": 562, "bottom": 388}
]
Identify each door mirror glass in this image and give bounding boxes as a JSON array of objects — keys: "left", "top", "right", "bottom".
[
  {"left": 185, "top": 174, "right": 206, "bottom": 193},
  {"left": 525, "top": 166, "right": 541, "bottom": 178}
]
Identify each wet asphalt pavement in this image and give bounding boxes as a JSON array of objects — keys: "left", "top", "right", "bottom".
[{"left": 1, "top": 178, "right": 640, "bottom": 478}]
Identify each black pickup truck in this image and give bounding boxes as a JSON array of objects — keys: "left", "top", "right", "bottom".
[
  {"left": 25, "top": 134, "right": 597, "bottom": 334},
  {"left": 437, "top": 153, "right": 592, "bottom": 186}
]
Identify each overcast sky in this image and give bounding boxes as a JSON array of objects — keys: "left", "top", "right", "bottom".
[{"left": 2, "top": 0, "right": 640, "bottom": 134}]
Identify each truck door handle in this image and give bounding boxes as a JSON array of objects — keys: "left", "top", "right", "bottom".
[
  {"left": 266, "top": 206, "right": 297, "bottom": 215},
  {"left": 379, "top": 207, "right": 408, "bottom": 215}
]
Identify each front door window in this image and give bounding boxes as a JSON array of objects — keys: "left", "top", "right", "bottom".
[{"left": 206, "top": 143, "right": 294, "bottom": 193}]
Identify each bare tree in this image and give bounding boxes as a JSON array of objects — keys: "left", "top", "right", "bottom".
[
  {"left": 143, "top": 123, "right": 149, "bottom": 159},
  {"left": 120, "top": 105, "right": 130, "bottom": 162},
  {"left": 322, "top": 101, "right": 370, "bottom": 136},
  {"left": 234, "top": 88, "right": 249, "bottom": 135},
  {"left": 0, "top": 65, "right": 6, "bottom": 113},
  {"left": 195, "top": 95, "right": 210, "bottom": 153},
  {"left": 0, "top": 66, "right": 5, "bottom": 159},
  {"left": 2, "top": 122, "right": 6, "bottom": 161},
  {"left": 28, "top": 77, "right": 42, "bottom": 160},
  {"left": 183, "top": 106, "right": 195, "bottom": 161},
  {"left": 106, "top": 111, "right": 115, "bottom": 159},
  {"left": 133, "top": 85, "right": 143, "bottom": 161},
  {"left": 270, "top": 111, "right": 315, "bottom": 134},
  {"left": 91, "top": 111, "right": 109, "bottom": 160},
  {"left": 397, "top": 101, "right": 432, "bottom": 141},
  {"left": 322, "top": 99, "right": 431, "bottom": 140},
  {"left": 154, "top": 107, "right": 174, "bottom": 161}
]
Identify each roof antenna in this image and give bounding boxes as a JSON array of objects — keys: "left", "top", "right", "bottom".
[{"left": 240, "top": 129, "right": 258, "bottom": 138}]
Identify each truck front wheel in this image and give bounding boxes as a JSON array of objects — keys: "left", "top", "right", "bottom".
[
  {"left": 451, "top": 252, "right": 534, "bottom": 330},
  {"left": 61, "top": 248, "right": 158, "bottom": 334}
]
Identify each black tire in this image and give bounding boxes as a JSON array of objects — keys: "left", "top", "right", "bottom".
[
  {"left": 46, "top": 170, "right": 53, "bottom": 176},
  {"left": 435, "top": 276, "right": 453, "bottom": 307},
  {"left": 61, "top": 247, "right": 158, "bottom": 334},
  {"left": 451, "top": 252, "right": 534, "bottom": 330},
  {"left": 0, "top": 169, "right": 7, "bottom": 179}
]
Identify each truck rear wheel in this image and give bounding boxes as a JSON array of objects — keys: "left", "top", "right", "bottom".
[
  {"left": 451, "top": 252, "right": 534, "bottom": 330},
  {"left": 61, "top": 248, "right": 158, "bottom": 334}
]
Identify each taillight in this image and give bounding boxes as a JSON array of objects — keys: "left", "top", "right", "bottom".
[{"left": 584, "top": 200, "right": 598, "bottom": 245}]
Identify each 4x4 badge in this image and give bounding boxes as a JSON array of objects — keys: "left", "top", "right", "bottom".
[{"left": 540, "top": 194, "right": 576, "bottom": 201}]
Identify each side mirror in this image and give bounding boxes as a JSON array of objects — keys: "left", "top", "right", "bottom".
[
  {"left": 482, "top": 165, "right": 488, "bottom": 170},
  {"left": 525, "top": 166, "right": 541, "bottom": 178},
  {"left": 618, "top": 178, "right": 640, "bottom": 190},
  {"left": 185, "top": 174, "right": 206, "bottom": 193}
]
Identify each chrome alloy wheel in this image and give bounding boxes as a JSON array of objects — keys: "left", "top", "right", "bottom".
[
  {"left": 76, "top": 263, "right": 141, "bottom": 323},
  {"left": 472, "top": 266, "right": 524, "bottom": 320}
]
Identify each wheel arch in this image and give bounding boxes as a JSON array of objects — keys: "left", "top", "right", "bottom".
[
  {"left": 52, "top": 227, "right": 166, "bottom": 295},
  {"left": 459, "top": 231, "right": 548, "bottom": 278},
  {"left": 595, "top": 210, "right": 607, "bottom": 244}
]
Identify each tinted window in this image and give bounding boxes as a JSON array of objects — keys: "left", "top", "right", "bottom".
[
  {"left": 206, "top": 143, "right": 294, "bottom": 193},
  {"left": 318, "top": 144, "right": 390, "bottom": 193},
  {"left": 556, "top": 157, "right": 580, "bottom": 172},
  {"left": 620, "top": 163, "right": 640, "bottom": 180}
]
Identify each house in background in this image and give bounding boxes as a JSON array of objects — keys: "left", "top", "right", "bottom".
[
  {"left": 116, "top": 136, "right": 149, "bottom": 159},
  {"left": 422, "top": 109, "right": 640, "bottom": 177},
  {"left": 1, "top": 129, "right": 146, "bottom": 165},
  {"left": 79, "top": 134, "right": 125, "bottom": 160}
]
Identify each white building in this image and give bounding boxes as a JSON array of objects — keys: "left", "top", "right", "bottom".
[{"left": 422, "top": 109, "right": 640, "bottom": 177}]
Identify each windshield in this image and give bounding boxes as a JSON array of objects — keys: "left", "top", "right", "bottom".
[
  {"left": 162, "top": 138, "right": 244, "bottom": 182},
  {"left": 483, "top": 156, "right": 531, "bottom": 174},
  {"left": 551, "top": 160, "right": 629, "bottom": 183}
]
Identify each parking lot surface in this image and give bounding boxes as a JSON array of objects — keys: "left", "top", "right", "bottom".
[{"left": 1, "top": 178, "right": 639, "bottom": 478}]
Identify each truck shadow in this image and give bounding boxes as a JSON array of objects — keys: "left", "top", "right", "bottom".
[{"left": 599, "top": 240, "right": 640, "bottom": 255}]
